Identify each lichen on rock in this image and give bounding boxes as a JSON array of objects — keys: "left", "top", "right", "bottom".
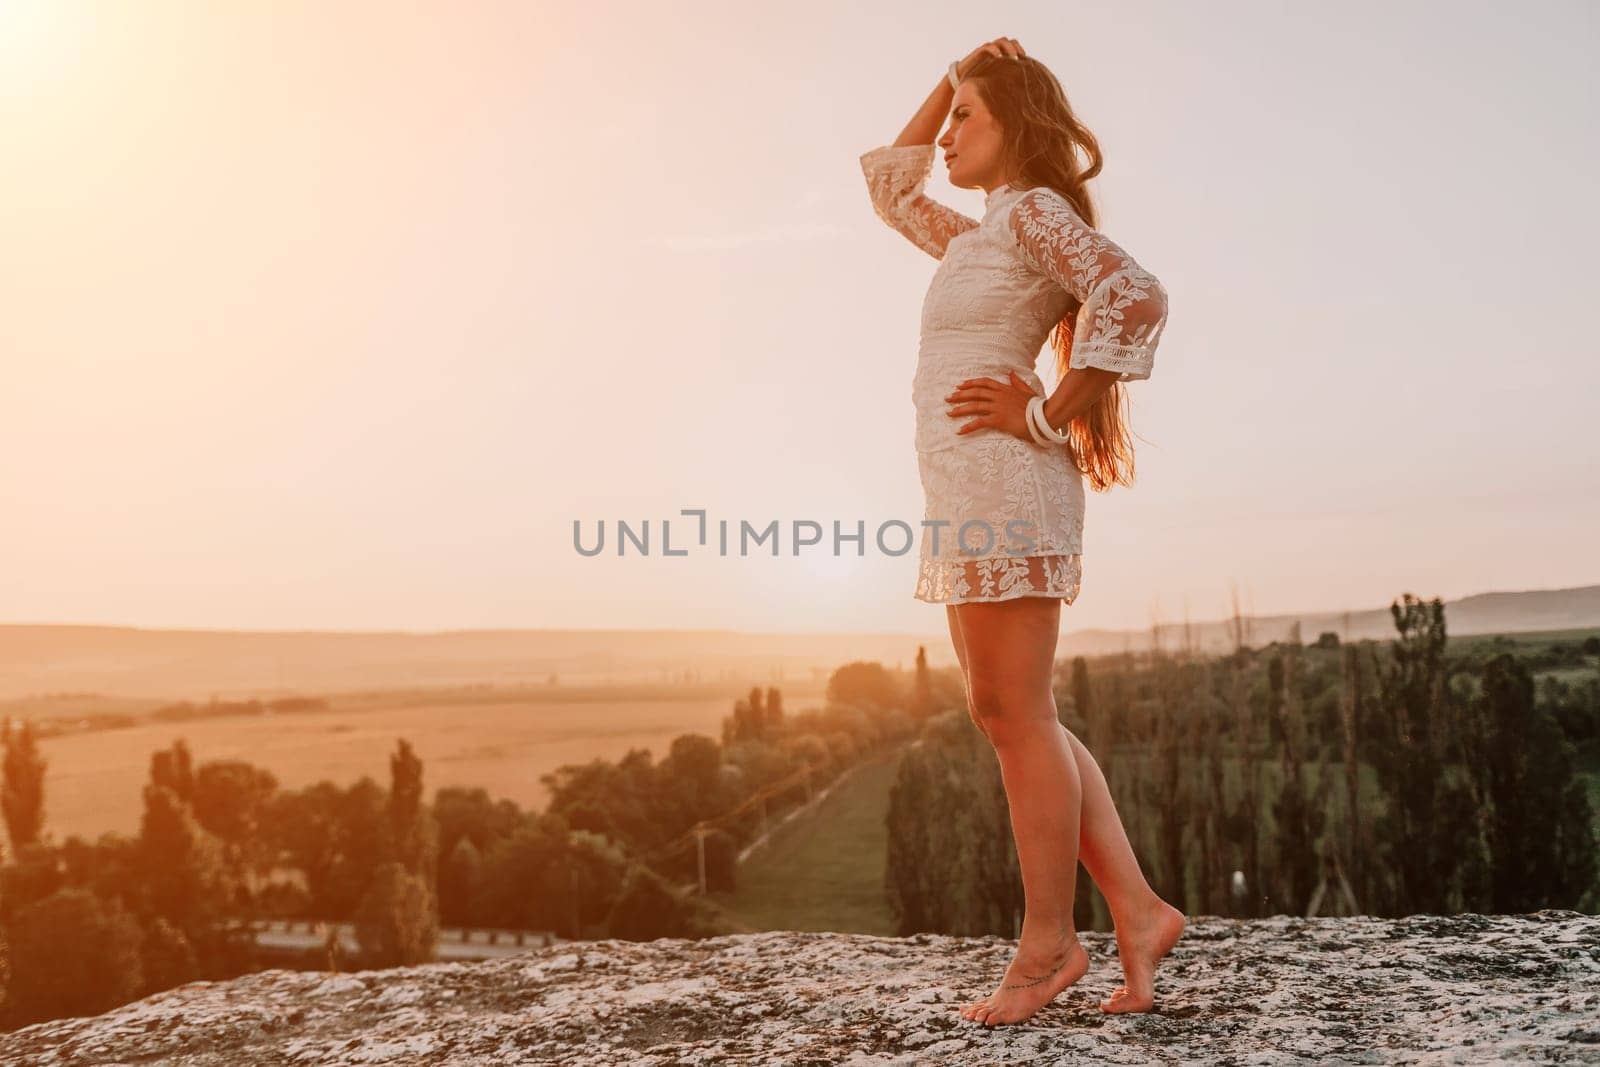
[{"left": 2, "top": 912, "right": 1597, "bottom": 1065}]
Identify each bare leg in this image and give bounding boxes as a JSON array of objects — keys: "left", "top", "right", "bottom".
[
  {"left": 1055, "top": 723, "right": 1185, "bottom": 1013},
  {"left": 947, "top": 597, "right": 1090, "bottom": 1026},
  {"left": 946, "top": 606, "right": 1185, "bottom": 1017}
]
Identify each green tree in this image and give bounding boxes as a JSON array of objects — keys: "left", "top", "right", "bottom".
[
  {"left": 1266, "top": 637, "right": 1326, "bottom": 914},
  {"left": 765, "top": 686, "right": 785, "bottom": 733},
  {"left": 1146, "top": 658, "right": 1194, "bottom": 913},
  {"left": 138, "top": 784, "right": 235, "bottom": 939},
  {"left": 433, "top": 785, "right": 525, "bottom": 862},
  {"left": 55, "top": 832, "right": 143, "bottom": 912},
  {"left": 354, "top": 740, "right": 438, "bottom": 966},
  {"left": 387, "top": 740, "right": 436, "bottom": 881},
  {"left": 439, "top": 835, "right": 482, "bottom": 927},
  {"left": 722, "top": 689, "right": 771, "bottom": 746},
  {"left": 604, "top": 862, "right": 718, "bottom": 941},
  {"left": 2, "top": 718, "right": 47, "bottom": 851},
  {"left": 885, "top": 711, "right": 1021, "bottom": 936},
  {"left": 139, "top": 915, "right": 199, "bottom": 996},
  {"left": 1471, "top": 653, "right": 1598, "bottom": 912},
  {"left": 567, "top": 830, "right": 628, "bottom": 936},
  {"left": 353, "top": 862, "right": 436, "bottom": 967},
  {"left": 827, "top": 661, "right": 904, "bottom": 713},
  {"left": 1, "top": 888, "right": 144, "bottom": 1029},
  {"left": 0, "top": 841, "right": 65, "bottom": 918},
  {"left": 266, "top": 778, "right": 387, "bottom": 919},
  {"left": 149, "top": 740, "right": 195, "bottom": 806},
  {"left": 191, "top": 760, "right": 280, "bottom": 900},
  {"left": 473, "top": 814, "right": 574, "bottom": 932},
  {"left": 541, "top": 748, "right": 664, "bottom": 852},
  {"left": 659, "top": 734, "right": 727, "bottom": 827},
  {"left": 1368, "top": 594, "right": 1458, "bottom": 914},
  {"left": 913, "top": 647, "right": 936, "bottom": 720}
]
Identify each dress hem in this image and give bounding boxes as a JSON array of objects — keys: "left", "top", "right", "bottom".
[
  {"left": 914, "top": 549, "right": 1082, "bottom": 606},
  {"left": 914, "top": 588, "right": 1081, "bottom": 607}
]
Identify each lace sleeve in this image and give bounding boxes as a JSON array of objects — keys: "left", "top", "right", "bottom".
[
  {"left": 1008, "top": 188, "right": 1169, "bottom": 382},
  {"left": 859, "top": 144, "right": 979, "bottom": 260}
]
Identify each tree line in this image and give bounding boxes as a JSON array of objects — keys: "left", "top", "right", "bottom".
[
  {"left": 0, "top": 661, "right": 923, "bottom": 1030},
  {"left": 885, "top": 597, "right": 1600, "bottom": 937}
]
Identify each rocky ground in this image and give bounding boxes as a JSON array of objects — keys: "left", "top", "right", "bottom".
[{"left": 2, "top": 910, "right": 1597, "bottom": 1065}]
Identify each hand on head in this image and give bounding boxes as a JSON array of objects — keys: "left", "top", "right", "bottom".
[{"left": 957, "top": 37, "right": 1027, "bottom": 79}]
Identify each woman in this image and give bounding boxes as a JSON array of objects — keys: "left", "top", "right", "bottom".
[{"left": 859, "top": 38, "right": 1185, "bottom": 1027}]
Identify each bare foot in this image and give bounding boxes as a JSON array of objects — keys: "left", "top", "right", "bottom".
[
  {"left": 958, "top": 928, "right": 1089, "bottom": 1027},
  {"left": 1099, "top": 898, "right": 1185, "bottom": 1014}
]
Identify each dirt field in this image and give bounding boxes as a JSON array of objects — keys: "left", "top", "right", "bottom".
[{"left": 27, "top": 682, "right": 829, "bottom": 843}]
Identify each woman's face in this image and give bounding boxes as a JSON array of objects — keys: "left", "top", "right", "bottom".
[{"left": 938, "top": 83, "right": 1008, "bottom": 193}]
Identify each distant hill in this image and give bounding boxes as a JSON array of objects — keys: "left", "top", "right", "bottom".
[
  {"left": 0, "top": 625, "right": 951, "bottom": 702},
  {"left": 1102, "top": 583, "right": 1600, "bottom": 658},
  {"left": 2, "top": 583, "right": 1596, "bottom": 700}
]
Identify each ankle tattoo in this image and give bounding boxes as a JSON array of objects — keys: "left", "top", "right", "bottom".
[{"left": 1002, "top": 942, "right": 1077, "bottom": 991}]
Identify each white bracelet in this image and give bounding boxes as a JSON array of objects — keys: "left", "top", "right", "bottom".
[
  {"left": 1025, "top": 397, "right": 1051, "bottom": 445},
  {"left": 1036, "top": 400, "right": 1071, "bottom": 443},
  {"left": 947, "top": 61, "right": 961, "bottom": 91},
  {"left": 1027, "top": 396, "right": 1071, "bottom": 445}
]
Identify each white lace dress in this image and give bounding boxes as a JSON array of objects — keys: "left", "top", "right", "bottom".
[{"left": 859, "top": 143, "right": 1169, "bottom": 605}]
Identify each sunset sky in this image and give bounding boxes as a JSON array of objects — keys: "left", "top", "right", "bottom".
[{"left": 3, "top": 1, "right": 1596, "bottom": 638}]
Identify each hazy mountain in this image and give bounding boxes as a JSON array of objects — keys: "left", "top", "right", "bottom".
[
  {"left": 2, "top": 583, "right": 1595, "bottom": 701},
  {"left": 1090, "top": 583, "right": 1600, "bottom": 657}
]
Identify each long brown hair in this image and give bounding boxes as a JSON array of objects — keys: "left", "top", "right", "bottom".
[{"left": 964, "top": 53, "right": 1137, "bottom": 491}]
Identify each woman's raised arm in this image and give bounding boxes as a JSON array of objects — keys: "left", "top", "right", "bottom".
[
  {"left": 858, "top": 41, "right": 1024, "bottom": 259},
  {"left": 858, "top": 141, "right": 977, "bottom": 260}
]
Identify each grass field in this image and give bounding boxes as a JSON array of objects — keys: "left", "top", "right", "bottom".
[
  {"left": 26, "top": 681, "right": 828, "bottom": 844},
  {"left": 711, "top": 747, "right": 904, "bottom": 935}
]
